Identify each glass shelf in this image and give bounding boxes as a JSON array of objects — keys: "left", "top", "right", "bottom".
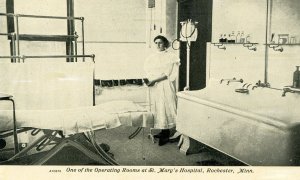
[
  {"left": 211, "top": 42, "right": 258, "bottom": 51},
  {"left": 212, "top": 42, "right": 259, "bottom": 45},
  {"left": 266, "top": 43, "right": 300, "bottom": 46},
  {"left": 265, "top": 43, "right": 300, "bottom": 52}
]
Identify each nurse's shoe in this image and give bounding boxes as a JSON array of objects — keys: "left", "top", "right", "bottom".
[
  {"left": 158, "top": 129, "right": 170, "bottom": 146},
  {"left": 158, "top": 136, "right": 169, "bottom": 146},
  {"left": 153, "top": 133, "right": 162, "bottom": 139},
  {"left": 154, "top": 129, "right": 170, "bottom": 139}
]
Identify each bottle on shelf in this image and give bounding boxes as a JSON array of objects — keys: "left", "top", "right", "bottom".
[
  {"left": 228, "top": 31, "right": 235, "bottom": 43},
  {"left": 270, "top": 33, "right": 275, "bottom": 43},
  {"left": 228, "top": 34, "right": 231, "bottom": 43},
  {"left": 236, "top": 31, "right": 240, "bottom": 43},
  {"left": 223, "top": 34, "right": 227, "bottom": 43},
  {"left": 293, "top": 66, "right": 300, "bottom": 88},
  {"left": 246, "top": 34, "right": 251, "bottom": 43},
  {"left": 290, "top": 36, "right": 296, "bottom": 44},
  {"left": 240, "top": 31, "right": 245, "bottom": 43},
  {"left": 219, "top": 34, "right": 224, "bottom": 43}
]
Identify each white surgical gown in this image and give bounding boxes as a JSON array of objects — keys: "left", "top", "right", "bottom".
[{"left": 144, "top": 50, "right": 180, "bottom": 129}]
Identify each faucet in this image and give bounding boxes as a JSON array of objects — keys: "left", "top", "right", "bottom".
[
  {"left": 273, "top": 46, "right": 283, "bottom": 52},
  {"left": 252, "top": 85, "right": 258, "bottom": 90},
  {"left": 227, "top": 78, "right": 243, "bottom": 85},
  {"left": 255, "top": 80, "right": 270, "bottom": 88},
  {"left": 218, "top": 46, "right": 226, "bottom": 50},
  {"left": 220, "top": 77, "right": 236, "bottom": 84},
  {"left": 248, "top": 46, "right": 257, "bottom": 51},
  {"left": 282, "top": 86, "right": 300, "bottom": 97},
  {"left": 242, "top": 83, "right": 252, "bottom": 89}
]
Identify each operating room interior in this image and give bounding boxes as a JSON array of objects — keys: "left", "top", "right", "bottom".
[{"left": 1, "top": 0, "right": 300, "bottom": 166}]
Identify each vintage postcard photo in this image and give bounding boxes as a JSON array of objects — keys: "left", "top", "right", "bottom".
[{"left": 0, "top": 0, "right": 300, "bottom": 179}]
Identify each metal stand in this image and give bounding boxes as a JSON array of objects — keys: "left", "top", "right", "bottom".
[
  {"left": 0, "top": 93, "right": 19, "bottom": 154},
  {"left": 184, "top": 43, "right": 191, "bottom": 91},
  {"left": 1, "top": 130, "right": 118, "bottom": 165},
  {"left": 128, "top": 127, "right": 142, "bottom": 139},
  {"left": 128, "top": 87, "right": 153, "bottom": 140}
]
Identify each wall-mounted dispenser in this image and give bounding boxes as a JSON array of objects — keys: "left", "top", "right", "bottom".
[
  {"left": 179, "top": 19, "right": 198, "bottom": 91},
  {"left": 180, "top": 19, "right": 198, "bottom": 42}
]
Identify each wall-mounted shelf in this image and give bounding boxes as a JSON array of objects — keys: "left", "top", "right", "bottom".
[
  {"left": 266, "top": 43, "right": 300, "bottom": 52},
  {"left": 266, "top": 43, "right": 300, "bottom": 45},
  {"left": 212, "top": 42, "right": 258, "bottom": 51}
]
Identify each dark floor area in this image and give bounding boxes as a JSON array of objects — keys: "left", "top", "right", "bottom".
[
  {"left": 0, "top": 126, "right": 245, "bottom": 166},
  {"left": 93, "top": 126, "right": 244, "bottom": 166}
]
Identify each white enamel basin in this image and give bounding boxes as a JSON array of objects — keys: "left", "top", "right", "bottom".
[{"left": 180, "top": 83, "right": 300, "bottom": 128}]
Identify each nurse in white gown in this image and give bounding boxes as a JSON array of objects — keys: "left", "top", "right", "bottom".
[{"left": 144, "top": 35, "right": 180, "bottom": 146}]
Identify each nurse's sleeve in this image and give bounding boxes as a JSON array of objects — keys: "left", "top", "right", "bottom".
[{"left": 164, "top": 56, "right": 180, "bottom": 82}]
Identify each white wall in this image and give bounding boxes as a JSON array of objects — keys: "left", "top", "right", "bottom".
[
  {"left": 210, "top": 0, "right": 300, "bottom": 88},
  {"left": 0, "top": 1, "right": 11, "bottom": 58},
  {"left": 1, "top": 1, "right": 147, "bottom": 77},
  {"left": 13, "top": 0, "right": 67, "bottom": 58},
  {"left": 210, "top": 0, "right": 267, "bottom": 84},
  {"left": 14, "top": 0, "right": 67, "bottom": 35},
  {"left": 268, "top": 0, "right": 300, "bottom": 88},
  {"left": 212, "top": 0, "right": 267, "bottom": 43},
  {"left": 145, "top": 0, "right": 177, "bottom": 54},
  {"left": 271, "top": 0, "right": 300, "bottom": 40},
  {"left": 75, "top": 0, "right": 147, "bottom": 79}
]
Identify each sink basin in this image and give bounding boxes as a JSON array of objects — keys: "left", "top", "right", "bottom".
[
  {"left": 178, "top": 82, "right": 300, "bottom": 129},
  {"left": 176, "top": 81, "right": 300, "bottom": 165}
]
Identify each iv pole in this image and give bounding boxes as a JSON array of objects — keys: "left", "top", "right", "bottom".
[
  {"left": 180, "top": 19, "right": 198, "bottom": 91},
  {"left": 185, "top": 40, "right": 191, "bottom": 91}
]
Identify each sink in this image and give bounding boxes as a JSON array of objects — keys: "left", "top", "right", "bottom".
[{"left": 178, "top": 82, "right": 300, "bottom": 128}]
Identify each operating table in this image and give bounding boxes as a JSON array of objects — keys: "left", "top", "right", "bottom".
[
  {"left": 0, "top": 99, "right": 154, "bottom": 165},
  {"left": 0, "top": 60, "right": 154, "bottom": 165}
]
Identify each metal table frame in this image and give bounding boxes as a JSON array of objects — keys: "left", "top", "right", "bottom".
[{"left": 0, "top": 93, "right": 19, "bottom": 154}]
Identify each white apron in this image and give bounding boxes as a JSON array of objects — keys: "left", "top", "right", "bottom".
[{"left": 144, "top": 51, "right": 180, "bottom": 129}]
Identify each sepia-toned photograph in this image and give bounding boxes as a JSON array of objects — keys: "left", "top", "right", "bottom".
[{"left": 0, "top": 0, "right": 300, "bottom": 179}]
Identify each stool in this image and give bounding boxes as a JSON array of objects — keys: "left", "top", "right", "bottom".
[{"left": 0, "top": 93, "right": 19, "bottom": 154}]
